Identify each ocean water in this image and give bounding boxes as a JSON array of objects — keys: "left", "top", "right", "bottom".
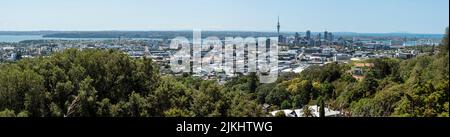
[
  {"left": 0, "top": 35, "right": 142, "bottom": 42},
  {"left": 0, "top": 35, "right": 45, "bottom": 42}
]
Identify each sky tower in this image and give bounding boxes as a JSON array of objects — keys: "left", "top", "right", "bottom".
[{"left": 277, "top": 16, "right": 280, "bottom": 36}]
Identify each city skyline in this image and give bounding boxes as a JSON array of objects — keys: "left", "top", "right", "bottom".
[{"left": 0, "top": 0, "right": 448, "bottom": 34}]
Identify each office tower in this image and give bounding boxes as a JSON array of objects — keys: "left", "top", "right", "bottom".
[
  {"left": 328, "top": 32, "right": 333, "bottom": 41},
  {"left": 317, "top": 33, "right": 322, "bottom": 46},
  {"left": 306, "top": 30, "right": 311, "bottom": 40},
  {"left": 324, "top": 31, "right": 328, "bottom": 41}
]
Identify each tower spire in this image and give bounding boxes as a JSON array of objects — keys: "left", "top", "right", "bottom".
[{"left": 277, "top": 16, "right": 280, "bottom": 36}]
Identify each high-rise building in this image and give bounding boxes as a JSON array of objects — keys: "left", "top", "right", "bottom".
[
  {"left": 294, "top": 32, "right": 299, "bottom": 45},
  {"left": 328, "top": 32, "right": 333, "bottom": 41},
  {"left": 317, "top": 33, "right": 322, "bottom": 46},
  {"left": 306, "top": 30, "right": 311, "bottom": 40},
  {"left": 324, "top": 31, "right": 328, "bottom": 41}
]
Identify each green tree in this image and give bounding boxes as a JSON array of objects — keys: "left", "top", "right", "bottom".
[
  {"left": 72, "top": 77, "right": 97, "bottom": 117},
  {"left": 248, "top": 72, "right": 258, "bottom": 93},
  {"left": 126, "top": 92, "right": 151, "bottom": 117},
  {"left": 265, "top": 85, "right": 289, "bottom": 106},
  {"left": 281, "top": 100, "right": 292, "bottom": 109},
  {"left": 227, "top": 93, "right": 264, "bottom": 117},
  {"left": 319, "top": 97, "right": 325, "bottom": 117},
  {"left": 274, "top": 111, "right": 286, "bottom": 117},
  {"left": 297, "top": 80, "right": 313, "bottom": 107},
  {"left": 0, "top": 109, "right": 16, "bottom": 117},
  {"left": 164, "top": 108, "right": 192, "bottom": 117},
  {"left": 96, "top": 98, "right": 112, "bottom": 117},
  {"left": 152, "top": 76, "right": 192, "bottom": 116},
  {"left": 191, "top": 91, "right": 219, "bottom": 117},
  {"left": 302, "top": 105, "right": 314, "bottom": 117}
]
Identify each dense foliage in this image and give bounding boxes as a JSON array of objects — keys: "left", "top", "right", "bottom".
[{"left": 0, "top": 49, "right": 264, "bottom": 117}]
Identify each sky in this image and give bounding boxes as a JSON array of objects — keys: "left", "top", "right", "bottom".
[{"left": 0, "top": 0, "right": 448, "bottom": 34}]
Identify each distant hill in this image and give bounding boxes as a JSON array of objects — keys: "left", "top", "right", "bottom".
[
  {"left": 333, "top": 32, "right": 444, "bottom": 39},
  {"left": 0, "top": 31, "right": 59, "bottom": 35},
  {"left": 0, "top": 31, "right": 443, "bottom": 39},
  {"left": 41, "top": 31, "right": 280, "bottom": 39}
]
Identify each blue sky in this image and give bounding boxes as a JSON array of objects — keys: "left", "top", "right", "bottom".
[{"left": 0, "top": 0, "right": 448, "bottom": 34}]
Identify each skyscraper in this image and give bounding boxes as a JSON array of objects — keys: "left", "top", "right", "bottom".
[
  {"left": 324, "top": 31, "right": 328, "bottom": 41},
  {"left": 328, "top": 32, "right": 333, "bottom": 42},
  {"left": 317, "top": 33, "right": 322, "bottom": 46},
  {"left": 306, "top": 30, "right": 311, "bottom": 40}
]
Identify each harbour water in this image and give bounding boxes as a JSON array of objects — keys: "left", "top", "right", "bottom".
[
  {"left": 0, "top": 35, "right": 161, "bottom": 42},
  {"left": 0, "top": 35, "right": 46, "bottom": 42}
]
